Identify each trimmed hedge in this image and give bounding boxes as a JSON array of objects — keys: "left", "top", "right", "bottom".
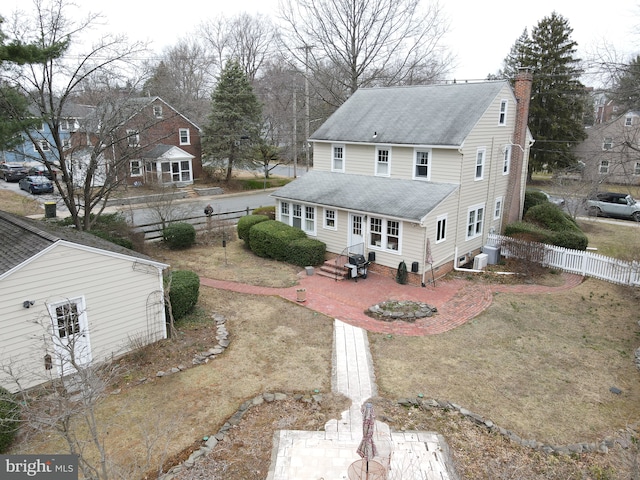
[
  {"left": 523, "top": 190, "right": 549, "bottom": 215},
  {"left": 237, "top": 215, "right": 270, "bottom": 242},
  {"left": 168, "top": 270, "right": 200, "bottom": 321},
  {"left": 524, "top": 203, "right": 580, "bottom": 232},
  {"left": 248, "top": 220, "right": 306, "bottom": 260},
  {"left": 286, "top": 238, "right": 326, "bottom": 266},
  {"left": 252, "top": 206, "right": 276, "bottom": 220},
  {"left": 0, "top": 386, "right": 19, "bottom": 453},
  {"left": 505, "top": 220, "right": 588, "bottom": 250},
  {"left": 163, "top": 222, "right": 196, "bottom": 249}
]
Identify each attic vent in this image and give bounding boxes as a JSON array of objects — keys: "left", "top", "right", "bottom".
[{"left": 132, "top": 262, "right": 158, "bottom": 275}]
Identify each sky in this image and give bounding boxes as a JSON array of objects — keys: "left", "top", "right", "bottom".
[{"left": 3, "top": 0, "right": 640, "bottom": 84}]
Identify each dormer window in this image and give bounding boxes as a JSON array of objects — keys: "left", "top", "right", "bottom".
[{"left": 498, "top": 100, "right": 508, "bottom": 125}]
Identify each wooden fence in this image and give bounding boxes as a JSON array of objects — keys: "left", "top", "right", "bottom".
[
  {"left": 133, "top": 207, "right": 252, "bottom": 242},
  {"left": 486, "top": 234, "right": 640, "bottom": 287}
]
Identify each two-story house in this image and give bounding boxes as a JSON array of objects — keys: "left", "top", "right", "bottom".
[
  {"left": 69, "top": 96, "right": 203, "bottom": 186},
  {"left": 574, "top": 111, "right": 640, "bottom": 185},
  {"left": 272, "top": 72, "right": 533, "bottom": 285}
]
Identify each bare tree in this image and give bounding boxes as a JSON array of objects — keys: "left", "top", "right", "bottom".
[
  {"left": 143, "top": 37, "right": 216, "bottom": 126},
  {"left": 199, "top": 13, "right": 278, "bottom": 82},
  {"left": 278, "top": 0, "right": 453, "bottom": 106},
  {"left": 1, "top": 0, "right": 149, "bottom": 231}
]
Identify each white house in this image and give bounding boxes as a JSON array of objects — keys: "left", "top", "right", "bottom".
[
  {"left": 0, "top": 211, "right": 168, "bottom": 392},
  {"left": 272, "top": 71, "right": 533, "bottom": 285}
]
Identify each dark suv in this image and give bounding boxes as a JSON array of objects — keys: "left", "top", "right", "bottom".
[
  {"left": 0, "top": 163, "right": 28, "bottom": 182},
  {"left": 586, "top": 192, "right": 640, "bottom": 221}
]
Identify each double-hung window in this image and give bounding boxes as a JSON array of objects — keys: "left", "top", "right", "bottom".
[
  {"left": 494, "top": 197, "right": 503, "bottom": 220},
  {"left": 635, "top": 162, "right": 640, "bottom": 175},
  {"left": 280, "top": 202, "right": 290, "bottom": 224},
  {"left": 599, "top": 160, "right": 609, "bottom": 174},
  {"left": 130, "top": 160, "right": 142, "bottom": 177},
  {"left": 324, "top": 209, "right": 336, "bottom": 229},
  {"left": 414, "top": 149, "right": 430, "bottom": 180},
  {"left": 602, "top": 137, "right": 613, "bottom": 150},
  {"left": 475, "top": 148, "right": 485, "bottom": 180},
  {"left": 304, "top": 206, "right": 315, "bottom": 234},
  {"left": 369, "top": 217, "right": 401, "bottom": 252},
  {"left": 436, "top": 215, "right": 447, "bottom": 243},
  {"left": 179, "top": 128, "right": 190, "bottom": 145},
  {"left": 332, "top": 144, "right": 345, "bottom": 172},
  {"left": 498, "top": 100, "right": 508, "bottom": 125},
  {"left": 466, "top": 204, "right": 485, "bottom": 240},
  {"left": 153, "top": 105, "right": 163, "bottom": 118},
  {"left": 292, "top": 204, "right": 302, "bottom": 228},
  {"left": 127, "top": 129, "right": 140, "bottom": 147},
  {"left": 375, "top": 147, "right": 390, "bottom": 176},
  {"left": 502, "top": 146, "right": 511, "bottom": 175}
]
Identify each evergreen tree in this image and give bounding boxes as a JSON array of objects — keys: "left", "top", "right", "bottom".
[
  {"left": 496, "top": 29, "right": 530, "bottom": 80},
  {"left": 0, "top": 15, "right": 68, "bottom": 150},
  {"left": 521, "top": 12, "right": 587, "bottom": 174},
  {"left": 203, "top": 60, "right": 263, "bottom": 182},
  {"left": 609, "top": 55, "right": 640, "bottom": 112}
]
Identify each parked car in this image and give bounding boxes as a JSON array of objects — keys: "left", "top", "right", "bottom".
[
  {"left": 0, "top": 163, "right": 28, "bottom": 182},
  {"left": 28, "top": 164, "right": 58, "bottom": 180},
  {"left": 585, "top": 192, "right": 640, "bottom": 221},
  {"left": 18, "top": 175, "right": 54, "bottom": 194}
]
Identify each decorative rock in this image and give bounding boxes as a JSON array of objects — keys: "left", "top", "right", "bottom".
[
  {"left": 252, "top": 395, "right": 264, "bottom": 406},
  {"left": 156, "top": 371, "right": 165, "bottom": 377},
  {"left": 170, "top": 367, "right": 180, "bottom": 374},
  {"left": 274, "top": 392, "right": 288, "bottom": 401},
  {"left": 366, "top": 300, "right": 437, "bottom": 322}
]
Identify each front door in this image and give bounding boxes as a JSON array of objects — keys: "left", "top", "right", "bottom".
[
  {"left": 48, "top": 298, "right": 92, "bottom": 376},
  {"left": 349, "top": 213, "right": 364, "bottom": 248}
]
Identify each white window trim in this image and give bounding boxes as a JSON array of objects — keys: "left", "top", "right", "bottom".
[
  {"left": 625, "top": 115, "right": 633, "bottom": 126},
  {"left": 331, "top": 144, "right": 345, "bottom": 173},
  {"left": 502, "top": 145, "right": 511, "bottom": 175},
  {"left": 280, "top": 202, "right": 290, "bottom": 224},
  {"left": 130, "top": 159, "right": 143, "bottom": 177},
  {"left": 494, "top": 196, "right": 503, "bottom": 220},
  {"left": 179, "top": 128, "right": 191, "bottom": 146},
  {"left": 634, "top": 162, "right": 640, "bottom": 175},
  {"left": 413, "top": 148, "right": 431, "bottom": 181},
  {"left": 153, "top": 105, "right": 163, "bottom": 118},
  {"left": 375, "top": 146, "right": 391, "bottom": 177},
  {"left": 475, "top": 147, "right": 486, "bottom": 180},
  {"left": 498, "top": 99, "right": 508, "bottom": 125},
  {"left": 602, "top": 137, "right": 613, "bottom": 150},
  {"left": 323, "top": 208, "right": 337, "bottom": 230},
  {"left": 466, "top": 203, "right": 485, "bottom": 240},
  {"left": 435, "top": 214, "right": 447, "bottom": 243},
  {"left": 369, "top": 216, "right": 402, "bottom": 254},
  {"left": 304, "top": 205, "right": 317, "bottom": 235},
  {"left": 127, "top": 129, "right": 140, "bottom": 147},
  {"left": 599, "top": 160, "right": 609, "bottom": 174}
]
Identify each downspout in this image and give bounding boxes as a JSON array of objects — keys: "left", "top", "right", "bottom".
[
  {"left": 452, "top": 147, "right": 464, "bottom": 269},
  {"left": 421, "top": 222, "right": 428, "bottom": 287}
]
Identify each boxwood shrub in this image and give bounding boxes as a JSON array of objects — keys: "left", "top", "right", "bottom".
[
  {"left": 237, "top": 214, "right": 270, "bottom": 242},
  {"left": 248, "top": 220, "right": 306, "bottom": 260},
  {"left": 286, "top": 238, "right": 326, "bottom": 266},
  {"left": 168, "top": 270, "right": 200, "bottom": 321},
  {"left": 523, "top": 190, "right": 549, "bottom": 215},
  {"left": 252, "top": 206, "right": 276, "bottom": 220},
  {"left": 0, "top": 386, "right": 19, "bottom": 453},
  {"left": 163, "top": 222, "right": 196, "bottom": 249}
]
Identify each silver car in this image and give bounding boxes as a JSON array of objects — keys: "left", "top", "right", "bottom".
[{"left": 586, "top": 192, "right": 640, "bottom": 221}]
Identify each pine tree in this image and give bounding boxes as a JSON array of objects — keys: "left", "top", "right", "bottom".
[
  {"left": 521, "top": 12, "right": 587, "bottom": 175},
  {"left": 203, "top": 60, "right": 263, "bottom": 182},
  {"left": 496, "top": 29, "right": 530, "bottom": 80}
]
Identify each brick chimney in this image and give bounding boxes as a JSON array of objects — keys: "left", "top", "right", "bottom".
[{"left": 504, "top": 68, "right": 533, "bottom": 226}]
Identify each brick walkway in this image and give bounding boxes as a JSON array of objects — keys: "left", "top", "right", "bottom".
[{"left": 200, "top": 271, "right": 584, "bottom": 337}]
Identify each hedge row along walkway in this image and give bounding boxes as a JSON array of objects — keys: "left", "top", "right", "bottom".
[{"left": 200, "top": 270, "right": 584, "bottom": 336}]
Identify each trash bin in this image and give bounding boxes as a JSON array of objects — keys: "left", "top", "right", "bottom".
[{"left": 44, "top": 202, "right": 56, "bottom": 218}]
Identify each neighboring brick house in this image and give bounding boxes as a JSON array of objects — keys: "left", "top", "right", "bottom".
[
  {"left": 272, "top": 72, "right": 533, "bottom": 285},
  {"left": 68, "top": 96, "right": 202, "bottom": 186},
  {"left": 574, "top": 111, "right": 640, "bottom": 186}
]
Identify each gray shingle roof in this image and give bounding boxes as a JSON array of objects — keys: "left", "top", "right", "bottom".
[
  {"left": 310, "top": 81, "right": 509, "bottom": 146},
  {"left": 271, "top": 171, "right": 458, "bottom": 222},
  {"left": 0, "top": 211, "right": 164, "bottom": 276}
]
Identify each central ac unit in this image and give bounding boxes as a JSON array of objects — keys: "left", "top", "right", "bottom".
[{"left": 473, "top": 253, "right": 488, "bottom": 270}]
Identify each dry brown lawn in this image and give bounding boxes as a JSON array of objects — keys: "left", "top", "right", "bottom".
[
  {"left": 0, "top": 189, "right": 44, "bottom": 216},
  {"left": 9, "top": 217, "right": 640, "bottom": 479}
]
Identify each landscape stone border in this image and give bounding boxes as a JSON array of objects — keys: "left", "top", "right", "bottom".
[
  {"left": 366, "top": 300, "right": 437, "bottom": 322},
  {"left": 154, "top": 313, "right": 640, "bottom": 479},
  {"left": 397, "top": 396, "right": 639, "bottom": 455}
]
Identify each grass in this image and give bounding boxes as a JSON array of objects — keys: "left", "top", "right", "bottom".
[
  {"left": 0, "top": 189, "right": 44, "bottom": 216},
  {"left": 578, "top": 218, "right": 640, "bottom": 260}
]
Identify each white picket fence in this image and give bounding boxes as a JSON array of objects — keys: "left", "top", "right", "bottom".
[{"left": 486, "top": 234, "right": 640, "bottom": 287}]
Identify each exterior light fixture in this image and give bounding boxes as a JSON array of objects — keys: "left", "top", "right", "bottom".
[{"left": 23, "top": 300, "right": 34, "bottom": 308}]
